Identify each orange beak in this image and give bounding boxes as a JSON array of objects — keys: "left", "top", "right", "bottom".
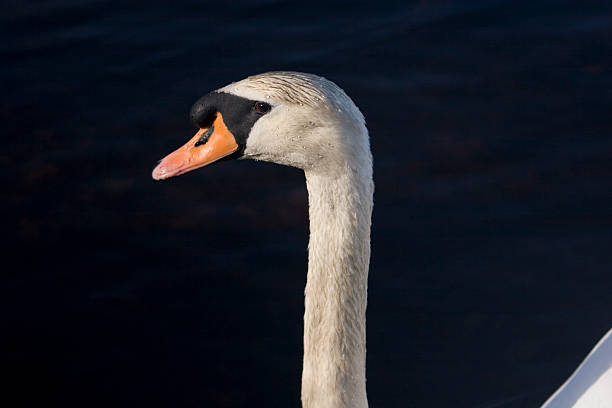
[{"left": 152, "top": 113, "right": 238, "bottom": 180}]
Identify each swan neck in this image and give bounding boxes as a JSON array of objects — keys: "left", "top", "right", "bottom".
[{"left": 301, "top": 165, "right": 373, "bottom": 408}]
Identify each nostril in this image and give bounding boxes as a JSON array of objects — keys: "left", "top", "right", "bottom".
[{"left": 194, "top": 125, "right": 214, "bottom": 147}]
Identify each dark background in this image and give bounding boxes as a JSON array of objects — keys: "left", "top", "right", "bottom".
[{"left": 2, "top": 1, "right": 612, "bottom": 407}]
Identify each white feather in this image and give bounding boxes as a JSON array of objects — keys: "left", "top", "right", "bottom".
[
  {"left": 222, "top": 72, "right": 372, "bottom": 408},
  {"left": 542, "top": 329, "right": 612, "bottom": 408}
]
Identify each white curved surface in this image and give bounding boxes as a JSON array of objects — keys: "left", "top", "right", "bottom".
[{"left": 541, "top": 328, "right": 612, "bottom": 408}]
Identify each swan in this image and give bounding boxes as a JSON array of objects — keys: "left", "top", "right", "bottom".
[
  {"left": 541, "top": 328, "right": 612, "bottom": 408},
  {"left": 153, "top": 72, "right": 373, "bottom": 408},
  {"left": 152, "top": 71, "right": 612, "bottom": 408}
]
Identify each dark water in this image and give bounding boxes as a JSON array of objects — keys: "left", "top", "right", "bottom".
[{"left": 2, "top": 1, "right": 612, "bottom": 407}]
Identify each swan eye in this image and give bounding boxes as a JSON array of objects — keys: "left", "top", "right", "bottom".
[{"left": 254, "top": 102, "right": 272, "bottom": 114}]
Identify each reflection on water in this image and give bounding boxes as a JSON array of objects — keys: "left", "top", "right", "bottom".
[{"left": 2, "top": 1, "right": 612, "bottom": 407}]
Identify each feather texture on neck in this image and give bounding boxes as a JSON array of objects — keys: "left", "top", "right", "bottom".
[{"left": 302, "top": 139, "right": 373, "bottom": 408}]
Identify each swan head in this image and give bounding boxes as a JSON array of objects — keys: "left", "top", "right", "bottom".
[{"left": 152, "top": 71, "right": 369, "bottom": 180}]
